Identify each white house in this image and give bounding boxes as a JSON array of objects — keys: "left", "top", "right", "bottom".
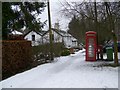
[
  {"left": 42, "top": 28, "right": 78, "bottom": 48},
  {"left": 53, "top": 22, "right": 78, "bottom": 48},
  {"left": 11, "top": 29, "right": 78, "bottom": 48},
  {"left": 42, "top": 29, "right": 63, "bottom": 43},
  {"left": 24, "top": 30, "right": 47, "bottom": 46}
]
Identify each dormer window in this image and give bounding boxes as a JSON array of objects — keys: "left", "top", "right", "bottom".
[{"left": 32, "top": 35, "right": 35, "bottom": 41}]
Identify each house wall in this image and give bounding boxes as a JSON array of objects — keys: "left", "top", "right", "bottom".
[
  {"left": 63, "top": 36, "right": 78, "bottom": 48},
  {"left": 71, "top": 37, "right": 78, "bottom": 47},
  {"left": 53, "top": 31, "right": 63, "bottom": 43},
  {"left": 24, "top": 31, "right": 43, "bottom": 46},
  {"left": 24, "top": 30, "right": 78, "bottom": 47},
  {"left": 63, "top": 36, "right": 72, "bottom": 48},
  {"left": 43, "top": 30, "right": 78, "bottom": 48},
  {"left": 43, "top": 31, "right": 63, "bottom": 43},
  {"left": 72, "top": 41, "right": 78, "bottom": 47},
  {"left": 42, "top": 32, "right": 50, "bottom": 44}
]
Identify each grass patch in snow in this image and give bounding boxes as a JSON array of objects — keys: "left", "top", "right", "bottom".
[
  {"left": 93, "top": 63, "right": 120, "bottom": 68},
  {"left": 103, "top": 63, "right": 120, "bottom": 67}
]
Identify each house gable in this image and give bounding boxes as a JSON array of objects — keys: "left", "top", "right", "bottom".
[
  {"left": 42, "top": 29, "right": 63, "bottom": 43},
  {"left": 24, "top": 28, "right": 78, "bottom": 47},
  {"left": 42, "top": 28, "right": 78, "bottom": 48},
  {"left": 24, "top": 31, "right": 42, "bottom": 41}
]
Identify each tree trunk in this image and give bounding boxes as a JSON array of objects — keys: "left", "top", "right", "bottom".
[
  {"left": 112, "top": 32, "right": 119, "bottom": 65},
  {"left": 94, "top": 1, "right": 102, "bottom": 60},
  {"left": 104, "top": 2, "right": 118, "bottom": 65}
]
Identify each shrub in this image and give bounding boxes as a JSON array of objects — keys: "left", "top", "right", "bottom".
[
  {"left": 32, "top": 42, "right": 65, "bottom": 57},
  {"left": 61, "top": 49, "right": 70, "bottom": 56},
  {"left": 32, "top": 43, "right": 65, "bottom": 65},
  {"left": 2, "top": 40, "right": 32, "bottom": 80}
]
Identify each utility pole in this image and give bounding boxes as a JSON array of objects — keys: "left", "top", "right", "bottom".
[{"left": 47, "top": 0, "right": 54, "bottom": 61}]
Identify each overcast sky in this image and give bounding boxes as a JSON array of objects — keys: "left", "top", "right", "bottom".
[{"left": 39, "top": 0, "right": 71, "bottom": 31}]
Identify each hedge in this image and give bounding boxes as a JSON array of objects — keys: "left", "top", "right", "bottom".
[
  {"left": 8, "top": 35, "right": 24, "bottom": 40},
  {"left": 32, "top": 43, "right": 65, "bottom": 64},
  {"left": 32, "top": 42, "right": 65, "bottom": 57},
  {"left": 61, "top": 49, "right": 70, "bottom": 56},
  {"left": 2, "top": 40, "right": 32, "bottom": 80}
]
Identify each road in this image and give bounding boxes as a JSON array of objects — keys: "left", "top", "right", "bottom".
[{"left": 0, "top": 49, "right": 119, "bottom": 88}]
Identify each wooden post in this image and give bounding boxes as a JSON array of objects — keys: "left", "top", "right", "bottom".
[{"left": 47, "top": 0, "right": 54, "bottom": 61}]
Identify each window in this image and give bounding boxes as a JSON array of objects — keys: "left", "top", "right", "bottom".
[
  {"left": 88, "top": 38, "right": 94, "bottom": 57},
  {"left": 32, "top": 35, "right": 35, "bottom": 41}
]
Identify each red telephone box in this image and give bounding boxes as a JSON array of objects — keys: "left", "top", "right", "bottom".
[{"left": 85, "top": 31, "right": 97, "bottom": 61}]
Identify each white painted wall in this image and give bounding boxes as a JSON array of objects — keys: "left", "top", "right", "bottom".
[
  {"left": 43, "top": 30, "right": 78, "bottom": 48},
  {"left": 24, "top": 30, "right": 78, "bottom": 47},
  {"left": 63, "top": 36, "right": 78, "bottom": 48},
  {"left": 24, "top": 31, "right": 43, "bottom": 46},
  {"left": 53, "top": 31, "right": 63, "bottom": 43},
  {"left": 42, "top": 32, "right": 50, "bottom": 44},
  {"left": 63, "top": 36, "right": 71, "bottom": 48},
  {"left": 71, "top": 37, "right": 78, "bottom": 47},
  {"left": 43, "top": 30, "right": 63, "bottom": 43}
]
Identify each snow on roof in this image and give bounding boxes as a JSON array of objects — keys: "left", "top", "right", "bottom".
[
  {"left": 11, "top": 30, "right": 23, "bottom": 35},
  {"left": 51, "top": 28, "right": 75, "bottom": 38},
  {"left": 72, "top": 38, "right": 77, "bottom": 41},
  {"left": 23, "top": 29, "right": 47, "bottom": 37}
]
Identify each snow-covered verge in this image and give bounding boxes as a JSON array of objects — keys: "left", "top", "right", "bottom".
[{"left": 0, "top": 49, "right": 119, "bottom": 88}]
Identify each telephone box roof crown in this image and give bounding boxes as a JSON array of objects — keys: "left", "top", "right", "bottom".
[{"left": 86, "top": 31, "right": 96, "bottom": 34}]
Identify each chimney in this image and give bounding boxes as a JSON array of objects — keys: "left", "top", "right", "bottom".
[{"left": 54, "top": 19, "right": 60, "bottom": 30}]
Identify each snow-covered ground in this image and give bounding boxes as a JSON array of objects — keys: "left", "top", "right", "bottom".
[{"left": 0, "top": 49, "right": 119, "bottom": 88}]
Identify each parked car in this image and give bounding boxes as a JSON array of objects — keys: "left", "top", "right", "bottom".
[{"left": 103, "top": 41, "right": 120, "bottom": 53}]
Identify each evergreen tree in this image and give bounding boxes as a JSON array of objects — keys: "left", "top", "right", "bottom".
[
  {"left": 68, "top": 16, "right": 83, "bottom": 43},
  {"left": 2, "top": 2, "right": 46, "bottom": 40}
]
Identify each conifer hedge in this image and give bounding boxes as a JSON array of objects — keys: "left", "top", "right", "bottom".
[{"left": 2, "top": 40, "right": 32, "bottom": 80}]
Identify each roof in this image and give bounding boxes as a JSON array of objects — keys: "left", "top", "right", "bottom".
[
  {"left": 11, "top": 30, "right": 23, "bottom": 35},
  {"left": 23, "top": 28, "right": 77, "bottom": 41},
  {"left": 86, "top": 31, "right": 96, "bottom": 34},
  {"left": 51, "top": 28, "right": 71, "bottom": 37},
  {"left": 23, "top": 29, "right": 47, "bottom": 37},
  {"left": 42, "top": 28, "right": 77, "bottom": 41}
]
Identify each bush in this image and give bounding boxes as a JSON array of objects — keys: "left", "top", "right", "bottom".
[
  {"left": 32, "top": 42, "right": 65, "bottom": 57},
  {"left": 61, "top": 49, "right": 70, "bottom": 56},
  {"left": 2, "top": 40, "right": 32, "bottom": 80},
  {"left": 32, "top": 43, "right": 65, "bottom": 65}
]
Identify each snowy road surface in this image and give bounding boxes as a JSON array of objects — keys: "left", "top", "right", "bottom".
[{"left": 0, "top": 49, "right": 119, "bottom": 88}]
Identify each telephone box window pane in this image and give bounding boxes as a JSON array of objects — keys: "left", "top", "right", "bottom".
[
  {"left": 88, "top": 38, "right": 94, "bottom": 57},
  {"left": 32, "top": 35, "right": 35, "bottom": 41}
]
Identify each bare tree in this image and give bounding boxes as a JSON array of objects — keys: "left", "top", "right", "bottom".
[
  {"left": 104, "top": 2, "right": 118, "bottom": 65},
  {"left": 59, "top": 1, "right": 120, "bottom": 64}
]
